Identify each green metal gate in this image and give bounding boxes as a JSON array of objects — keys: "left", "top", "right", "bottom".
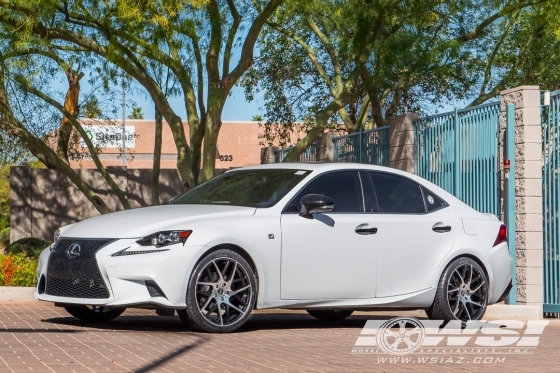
[
  {"left": 413, "top": 102, "right": 502, "bottom": 216},
  {"left": 543, "top": 90, "right": 560, "bottom": 313}
]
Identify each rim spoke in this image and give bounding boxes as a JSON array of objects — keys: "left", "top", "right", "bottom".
[
  {"left": 463, "top": 301, "right": 472, "bottom": 321},
  {"left": 471, "top": 281, "right": 485, "bottom": 293},
  {"left": 465, "top": 299, "right": 484, "bottom": 309},
  {"left": 218, "top": 302, "right": 224, "bottom": 325},
  {"left": 228, "top": 262, "right": 238, "bottom": 285},
  {"left": 448, "top": 286, "right": 461, "bottom": 293},
  {"left": 467, "top": 265, "right": 473, "bottom": 287},
  {"left": 229, "top": 285, "right": 251, "bottom": 296},
  {"left": 200, "top": 296, "right": 214, "bottom": 312},
  {"left": 224, "top": 300, "right": 245, "bottom": 315},
  {"left": 233, "top": 294, "right": 247, "bottom": 306},
  {"left": 454, "top": 269, "right": 465, "bottom": 285},
  {"left": 212, "top": 261, "right": 225, "bottom": 283}
]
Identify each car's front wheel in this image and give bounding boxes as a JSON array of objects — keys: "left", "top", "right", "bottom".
[
  {"left": 178, "top": 249, "right": 257, "bottom": 333},
  {"left": 426, "top": 257, "right": 488, "bottom": 323},
  {"left": 64, "top": 305, "right": 126, "bottom": 322},
  {"left": 306, "top": 309, "right": 353, "bottom": 321}
]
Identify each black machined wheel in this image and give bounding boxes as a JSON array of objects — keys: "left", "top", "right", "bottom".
[
  {"left": 64, "top": 305, "right": 126, "bottom": 322},
  {"left": 306, "top": 309, "right": 353, "bottom": 321},
  {"left": 179, "top": 249, "right": 256, "bottom": 333},
  {"left": 426, "top": 257, "right": 488, "bottom": 323}
]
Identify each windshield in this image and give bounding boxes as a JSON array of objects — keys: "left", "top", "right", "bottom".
[{"left": 171, "top": 169, "right": 311, "bottom": 208}]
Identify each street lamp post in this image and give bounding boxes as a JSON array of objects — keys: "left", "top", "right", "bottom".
[{"left": 121, "top": 77, "right": 126, "bottom": 167}]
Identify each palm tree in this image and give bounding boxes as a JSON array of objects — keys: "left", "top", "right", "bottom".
[{"left": 128, "top": 106, "right": 144, "bottom": 119}]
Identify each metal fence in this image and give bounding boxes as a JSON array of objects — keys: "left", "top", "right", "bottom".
[
  {"left": 413, "top": 102, "right": 501, "bottom": 216},
  {"left": 543, "top": 90, "right": 560, "bottom": 313},
  {"left": 332, "top": 126, "right": 390, "bottom": 165},
  {"left": 274, "top": 143, "right": 316, "bottom": 163}
]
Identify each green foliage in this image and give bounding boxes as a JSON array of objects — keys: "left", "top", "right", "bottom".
[
  {"left": 0, "top": 228, "right": 10, "bottom": 249},
  {"left": 0, "top": 253, "right": 37, "bottom": 286},
  {"left": 128, "top": 106, "right": 144, "bottom": 119},
  {"left": 243, "top": 0, "right": 560, "bottom": 150},
  {"left": 83, "top": 96, "right": 102, "bottom": 118},
  {"left": 6, "top": 237, "right": 52, "bottom": 259},
  {"left": 251, "top": 115, "right": 263, "bottom": 121}
]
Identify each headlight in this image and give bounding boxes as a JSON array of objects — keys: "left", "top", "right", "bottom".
[
  {"left": 53, "top": 229, "right": 60, "bottom": 243},
  {"left": 136, "top": 230, "right": 192, "bottom": 247}
]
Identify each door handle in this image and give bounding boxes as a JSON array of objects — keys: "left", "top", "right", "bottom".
[
  {"left": 355, "top": 225, "right": 378, "bottom": 235},
  {"left": 432, "top": 224, "right": 451, "bottom": 233}
]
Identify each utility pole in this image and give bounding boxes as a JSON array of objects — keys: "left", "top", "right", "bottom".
[{"left": 121, "top": 76, "right": 126, "bottom": 167}]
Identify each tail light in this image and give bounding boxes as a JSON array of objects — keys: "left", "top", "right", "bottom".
[{"left": 493, "top": 224, "right": 507, "bottom": 246}]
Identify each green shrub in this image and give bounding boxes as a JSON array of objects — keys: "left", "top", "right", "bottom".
[
  {"left": 6, "top": 237, "right": 52, "bottom": 259},
  {"left": 0, "top": 253, "right": 37, "bottom": 286},
  {"left": 0, "top": 227, "right": 10, "bottom": 249}
]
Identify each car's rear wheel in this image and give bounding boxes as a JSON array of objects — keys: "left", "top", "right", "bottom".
[
  {"left": 306, "top": 309, "right": 353, "bottom": 321},
  {"left": 426, "top": 257, "right": 488, "bottom": 323},
  {"left": 178, "top": 249, "right": 256, "bottom": 333},
  {"left": 63, "top": 305, "right": 126, "bottom": 322}
]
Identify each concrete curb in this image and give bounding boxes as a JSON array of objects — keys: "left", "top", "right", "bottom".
[
  {"left": 483, "top": 304, "right": 543, "bottom": 319},
  {"left": 0, "top": 286, "right": 35, "bottom": 301}
]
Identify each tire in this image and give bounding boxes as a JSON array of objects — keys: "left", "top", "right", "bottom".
[
  {"left": 178, "top": 249, "right": 257, "bottom": 333},
  {"left": 64, "top": 305, "right": 126, "bottom": 322},
  {"left": 307, "top": 309, "right": 353, "bottom": 321},
  {"left": 427, "top": 257, "right": 488, "bottom": 323}
]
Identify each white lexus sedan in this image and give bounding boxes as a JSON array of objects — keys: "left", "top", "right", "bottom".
[{"left": 36, "top": 163, "right": 512, "bottom": 332}]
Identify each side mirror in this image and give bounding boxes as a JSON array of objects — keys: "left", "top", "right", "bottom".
[
  {"left": 300, "top": 194, "right": 334, "bottom": 217},
  {"left": 168, "top": 195, "right": 180, "bottom": 204}
]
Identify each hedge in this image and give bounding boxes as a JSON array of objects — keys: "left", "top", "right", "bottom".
[
  {"left": 0, "top": 254, "right": 37, "bottom": 286},
  {"left": 5, "top": 237, "right": 52, "bottom": 259}
]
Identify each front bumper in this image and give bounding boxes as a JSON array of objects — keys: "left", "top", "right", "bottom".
[{"left": 36, "top": 238, "right": 207, "bottom": 308}]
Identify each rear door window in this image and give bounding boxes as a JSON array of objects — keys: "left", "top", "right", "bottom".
[{"left": 369, "top": 172, "right": 426, "bottom": 213}]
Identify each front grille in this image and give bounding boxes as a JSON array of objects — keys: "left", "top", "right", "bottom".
[{"left": 46, "top": 239, "right": 114, "bottom": 299}]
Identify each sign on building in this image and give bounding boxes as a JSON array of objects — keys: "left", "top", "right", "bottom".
[{"left": 81, "top": 125, "right": 135, "bottom": 148}]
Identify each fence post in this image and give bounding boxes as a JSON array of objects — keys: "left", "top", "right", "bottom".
[
  {"left": 315, "top": 132, "right": 335, "bottom": 162},
  {"left": 505, "top": 103, "right": 517, "bottom": 304},
  {"left": 359, "top": 128, "right": 364, "bottom": 163},
  {"left": 388, "top": 113, "right": 420, "bottom": 172},
  {"left": 454, "top": 108, "right": 462, "bottom": 199},
  {"left": 500, "top": 85, "right": 543, "bottom": 311},
  {"left": 260, "top": 146, "right": 279, "bottom": 164}
]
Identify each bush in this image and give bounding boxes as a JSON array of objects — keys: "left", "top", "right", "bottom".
[
  {"left": 6, "top": 237, "right": 52, "bottom": 259},
  {"left": 0, "top": 254, "right": 37, "bottom": 286},
  {"left": 0, "top": 227, "right": 10, "bottom": 249}
]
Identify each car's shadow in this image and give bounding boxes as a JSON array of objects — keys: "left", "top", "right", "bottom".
[{"left": 41, "top": 311, "right": 430, "bottom": 333}]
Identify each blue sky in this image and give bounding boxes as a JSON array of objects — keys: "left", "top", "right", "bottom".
[{"left": 125, "top": 84, "right": 264, "bottom": 121}]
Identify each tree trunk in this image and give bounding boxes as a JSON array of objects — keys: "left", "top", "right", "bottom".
[
  {"left": 57, "top": 69, "right": 84, "bottom": 164},
  {"left": 201, "top": 94, "right": 225, "bottom": 182},
  {"left": 151, "top": 105, "right": 163, "bottom": 205}
]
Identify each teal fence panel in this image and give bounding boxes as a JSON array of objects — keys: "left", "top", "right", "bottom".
[
  {"left": 274, "top": 143, "right": 316, "bottom": 163},
  {"left": 543, "top": 90, "right": 560, "bottom": 313},
  {"left": 414, "top": 102, "right": 501, "bottom": 216},
  {"left": 332, "top": 126, "right": 390, "bottom": 165}
]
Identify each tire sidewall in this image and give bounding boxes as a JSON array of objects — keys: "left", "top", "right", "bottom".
[{"left": 185, "top": 249, "right": 257, "bottom": 333}]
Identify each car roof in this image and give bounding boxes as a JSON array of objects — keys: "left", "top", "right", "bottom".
[{"left": 235, "top": 162, "right": 397, "bottom": 172}]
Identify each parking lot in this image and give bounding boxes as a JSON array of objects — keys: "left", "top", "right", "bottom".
[{"left": 1, "top": 301, "right": 559, "bottom": 373}]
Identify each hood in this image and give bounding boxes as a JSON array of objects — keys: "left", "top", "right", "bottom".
[{"left": 62, "top": 204, "right": 256, "bottom": 239}]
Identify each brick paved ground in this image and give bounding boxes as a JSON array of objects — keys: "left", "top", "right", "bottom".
[{"left": 1, "top": 301, "right": 559, "bottom": 373}]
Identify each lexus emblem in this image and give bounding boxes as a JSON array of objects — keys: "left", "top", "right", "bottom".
[{"left": 66, "top": 243, "right": 81, "bottom": 259}]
